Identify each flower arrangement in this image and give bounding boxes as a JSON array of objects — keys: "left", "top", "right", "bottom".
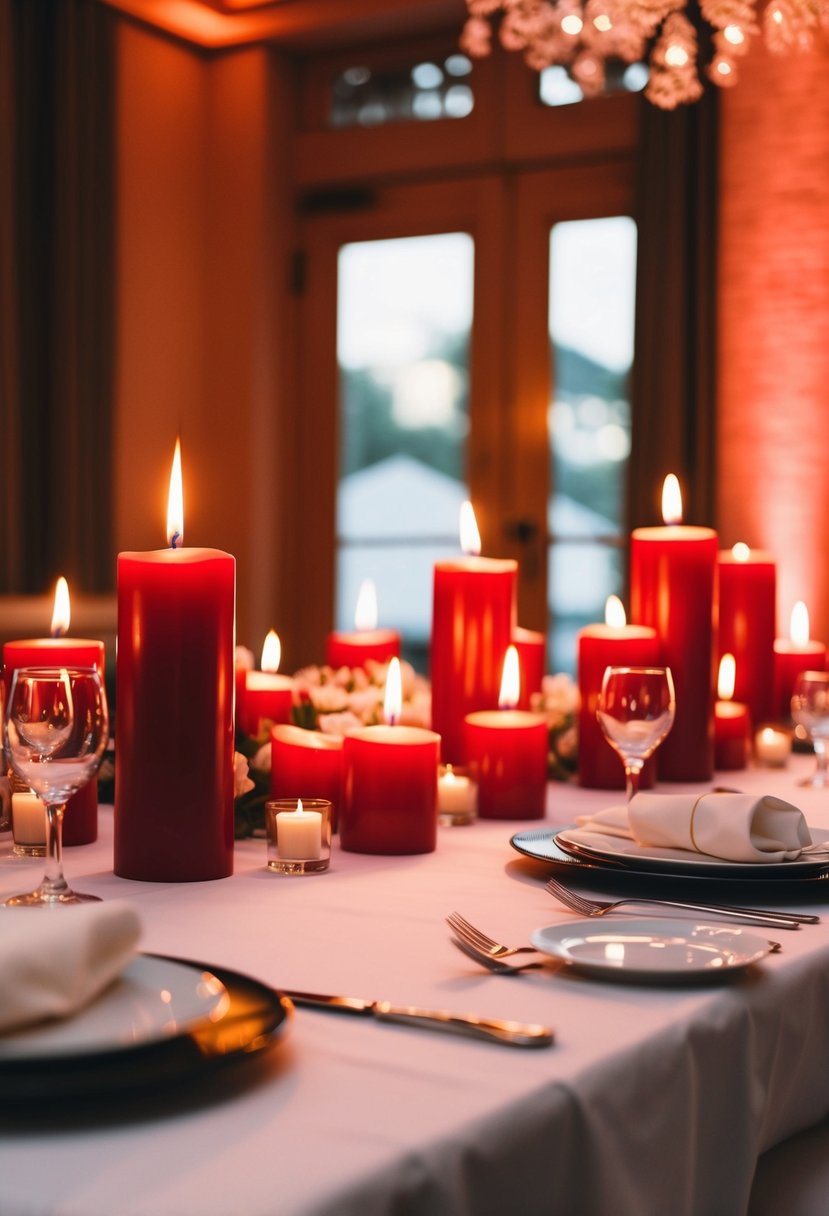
[{"left": 530, "top": 673, "right": 580, "bottom": 782}]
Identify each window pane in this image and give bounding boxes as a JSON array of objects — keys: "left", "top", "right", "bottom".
[
  {"left": 337, "top": 233, "right": 474, "bottom": 668},
  {"left": 548, "top": 216, "right": 637, "bottom": 672},
  {"left": 330, "top": 54, "right": 474, "bottom": 129}
]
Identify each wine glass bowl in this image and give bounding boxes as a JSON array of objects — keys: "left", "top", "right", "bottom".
[
  {"left": 597, "top": 666, "right": 676, "bottom": 801},
  {"left": 791, "top": 671, "right": 829, "bottom": 789},
  {"left": 3, "top": 665, "right": 109, "bottom": 906}
]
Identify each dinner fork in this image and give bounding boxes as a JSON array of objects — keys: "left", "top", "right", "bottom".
[
  {"left": 451, "top": 937, "right": 545, "bottom": 974},
  {"left": 447, "top": 912, "right": 541, "bottom": 961},
  {"left": 545, "top": 876, "right": 818, "bottom": 929}
]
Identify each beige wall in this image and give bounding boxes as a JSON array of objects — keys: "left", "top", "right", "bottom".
[
  {"left": 114, "top": 21, "right": 293, "bottom": 656},
  {"left": 718, "top": 41, "right": 829, "bottom": 645}
]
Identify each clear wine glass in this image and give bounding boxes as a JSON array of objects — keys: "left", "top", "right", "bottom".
[
  {"left": 3, "top": 665, "right": 108, "bottom": 906},
  {"left": 791, "top": 671, "right": 829, "bottom": 789},
  {"left": 597, "top": 666, "right": 676, "bottom": 801}
]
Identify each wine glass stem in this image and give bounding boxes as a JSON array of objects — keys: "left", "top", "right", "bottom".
[
  {"left": 814, "top": 739, "right": 827, "bottom": 779},
  {"left": 624, "top": 762, "right": 644, "bottom": 803},
  {"left": 41, "top": 802, "right": 69, "bottom": 897}
]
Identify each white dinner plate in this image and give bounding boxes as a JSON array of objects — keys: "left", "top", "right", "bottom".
[
  {"left": 553, "top": 825, "right": 829, "bottom": 880},
  {"left": 530, "top": 918, "right": 774, "bottom": 981},
  {"left": 0, "top": 955, "right": 229, "bottom": 1060}
]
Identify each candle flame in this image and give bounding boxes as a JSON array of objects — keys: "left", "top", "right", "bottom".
[
  {"left": 459, "top": 501, "right": 482, "bottom": 557},
  {"left": 296, "top": 798, "right": 304, "bottom": 816},
  {"left": 384, "top": 656, "right": 402, "bottom": 725},
  {"left": 498, "top": 644, "right": 521, "bottom": 709},
  {"left": 604, "top": 595, "right": 626, "bottom": 628},
  {"left": 50, "top": 576, "right": 71, "bottom": 637},
  {"left": 166, "top": 438, "right": 184, "bottom": 548},
  {"left": 661, "top": 474, "right": 683, "bottom": 525},
  {"left": 790, "top": 601, "right": 810, "bottom": 646},
  {"left": 261, "top": 630, "right": 281, "bottom": 674},
  {"left": 731, "top": 542, "right": 750, "bottom": 563},
  {"left": 717, "top": 653, "right": 736, "bottom": 701},
  {"left": 354, "top": 579, "right": 378, "bottom": 631}
]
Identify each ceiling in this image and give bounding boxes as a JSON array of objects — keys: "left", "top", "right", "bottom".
[{"left": 99, "top": 0, "right": 465, "bottom": 51}]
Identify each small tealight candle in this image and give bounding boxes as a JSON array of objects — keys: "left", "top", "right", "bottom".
[
  {"left": 754, "top": 725, "right": 792, "bottom": 767},
  {"left": 714, "top": 653, "right": 749, "bottom": 771},
  {"left": 266, "top": 798, "right": 331, "bottom": 875},
  {"left": 464, "top": 645, "right": 548, "bottom": 820},
  {"left": 437, "top": 764, "right": 477, "bottom": 826},
  {"left": 11, "top": 788, "right": 46, "bottom": 857}
]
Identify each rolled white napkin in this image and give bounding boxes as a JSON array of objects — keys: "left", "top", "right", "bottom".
[
  {"left": 574, "top": 791, "right": 812, "bottom": 864},
  {"left": 0, "top": 901, "right": 141, "bottom": 1035}
]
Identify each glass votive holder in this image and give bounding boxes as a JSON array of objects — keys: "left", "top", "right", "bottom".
[
  {"left": 10, "top": 776, "right": 46, "bottom": 857},
  {"left": 754, "top": 724, "right": 793, "bottom": 768},
  {"left": 266, "top": 798, "right": 332, "bottom": 875},
  {"left": 437, "top": 764, "right": 478, "bottom": 827}
]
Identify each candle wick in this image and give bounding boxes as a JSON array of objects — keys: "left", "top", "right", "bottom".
[{"left": 170, "top": 531, "right": 181, "bottom": 550}]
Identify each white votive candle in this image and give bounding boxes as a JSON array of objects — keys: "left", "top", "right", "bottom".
[
  {"left": 438, "top": 766, "right": 476, "bottom": 817},
  {"left": 276, "top": 798, "right": 322, "bottom": 860},
  {"left": 12, "top": 791, "right": 45, "bottom": 846},
  {"left": 754, "top": 726, "right": 792, "bottom": 767}
]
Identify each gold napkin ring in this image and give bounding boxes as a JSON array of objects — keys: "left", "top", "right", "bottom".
[{"left": 688, "top": 794, "right": 709, "bottom": 854}]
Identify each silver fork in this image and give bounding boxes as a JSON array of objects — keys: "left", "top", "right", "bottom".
[
  {"left": 545, "top": 876, "right": 817, "bottom": 930},
  {"left": 451, "top": 937, "right": 544, "bottom": 974},
  {"left": 447, "top": 912, "right": 541, "bottom": 961}
]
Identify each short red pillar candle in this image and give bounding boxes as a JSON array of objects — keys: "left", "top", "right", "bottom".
[
  {"left": 464, "top": 645, "right": 547, "bottom": 819},
  {"left": 577, "top": 597, "right": 659, "bottom": 789},
  {"left": 431, "top": 504, "right": 517, "bottom": 764},
  {"left": 271, "top": 724, "right": 343, "bottom": 830},
  {"left": 512, "top": 626, "right": 545, "bottom": 710},
  {"left": 714, "top": 654, "right": 749, "bottom": 770},
  {"left": 717, "top": 544, "right": 776, "bottom": 728},
  {"left": 3, "top": 577, "right": 105, "bottom": 846},
  {"left": 341, "top": 725, "right": 440, "bottom": 854},
  {"left": 115, "top": 441, "right": 235, "bottom": 882},
  {"left": 326, "top": 579, "right": 400, "bottom": 670},
  {"left": 240, "top": 631, "right": 293, "bottom": 736},
  {"left": 773, "top": 602, "right": 827, "bottom": 721},
  {"left": 630, "top": 475, "right": 718, "bottom": 782}
]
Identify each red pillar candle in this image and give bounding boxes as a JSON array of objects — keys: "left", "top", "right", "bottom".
[
  {"left": 271, "top": 724, "right": 343, "bottom": 830},
  {"left": 464, "top": 645, "right": 548, "bottom": 820},
  {"left": 512, "top": 626, "right": 545, "bottom": 710},
  {"left": 240, "top": 631, "right": 293, "bottom": 736},
  {"left": 717, "top": 543, "right": 776, "bottom": 728},
  {"left": 114, "top": 441, "right": 235, "bottom": 882},
  {"left": 234, "top": 645, "right": 254, "bottom": 737},
  {"left": 2, "top": 577, "right": 105, "bottom": 845},
  {"left": 341, "top": 726, "right": 440, "bottom": 854},
  {"left": 431, "top": 504, "right": 517, "bottom": 764},
  {"left": 630, "top": 475, "right": 718, "bottom": 782},
  {"left": 577, "top": 596, "right": 659, "bottom": 789},
  {"left": 326, "top": 579, "right": 400, "bottom": 670},
  {"left": 773, "top": 601, "right": 827, "bottom": 721},
  {"left": 714, "top": 654, "right": 749, "bottom": 770}
]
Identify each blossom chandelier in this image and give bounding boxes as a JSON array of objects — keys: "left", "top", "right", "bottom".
[{"left": 460, "top": 0, "right": 829, "bottom": 108}]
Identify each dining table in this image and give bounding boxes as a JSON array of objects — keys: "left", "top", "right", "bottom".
[{"left": 1, "top": 756, "right": 829, "bottom": 1216}]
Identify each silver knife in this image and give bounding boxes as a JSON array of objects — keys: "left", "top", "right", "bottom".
[{"left": 282, "top": 990, "right": 553, "bottom": 1048}]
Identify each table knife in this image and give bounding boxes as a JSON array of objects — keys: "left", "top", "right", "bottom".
[{"left": 282, "top": 989, "right": 553, "bottom": 1048}]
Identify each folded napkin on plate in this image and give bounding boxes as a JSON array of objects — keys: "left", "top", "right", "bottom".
[
  {"left": 574, "top": 791, "right": 812, "bottom": 863},
  {"left": 0, "top": 901, "right": 141, "bottom": 1035}
]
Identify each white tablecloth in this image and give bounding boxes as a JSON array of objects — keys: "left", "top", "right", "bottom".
[{"left": 1, "top": 759, "right": 829, "bottom": 1216}]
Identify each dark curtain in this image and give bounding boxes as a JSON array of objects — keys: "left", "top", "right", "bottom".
[
  {"left": 0, "top": 0, "right": 115, "bottom": 593},
  {"left": 627, "top": 91, "right": 719, "bottom": 530}
]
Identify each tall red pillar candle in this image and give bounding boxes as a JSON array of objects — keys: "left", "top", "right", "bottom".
[
  {"left": 431, "top": 504, "right": 516, "bottom": 764},
  {"left": 3, "top": 578, "right": 105, "bottom": 845},
  {"left": 577, "top": 597, "right": 659, "bottom": 789},
  {"left": 513, "top": 627, "right": 545, "bottom": 710},
  {"left": 326, "top": 579, "right": 400, "bottom": 670},
  {"left": 630, "top": 476, "right": 718, "bottom": 781},
  {"left": 115, "top": 442, "right": 235, "bottom": 881},
  {"left": 341, "top": 725, "right": 440, "bottom": 854},
  {"left": 773, "top": 602, "right": 827, "bottom": 721},
  {"left": 240, "top": 632, "right": 293, "bottom": 736},
  {"left": 271, "top": 724, "right": 343, "bottom": 830},
  {"left": 717, "top": 544, "right": 776, "bottom": 727},
  {"left": 464, "top": 710, "right": 548, "bottom": 819},
  {"left": 714, "top": 654, "right": 749, "bottom": 770}
]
